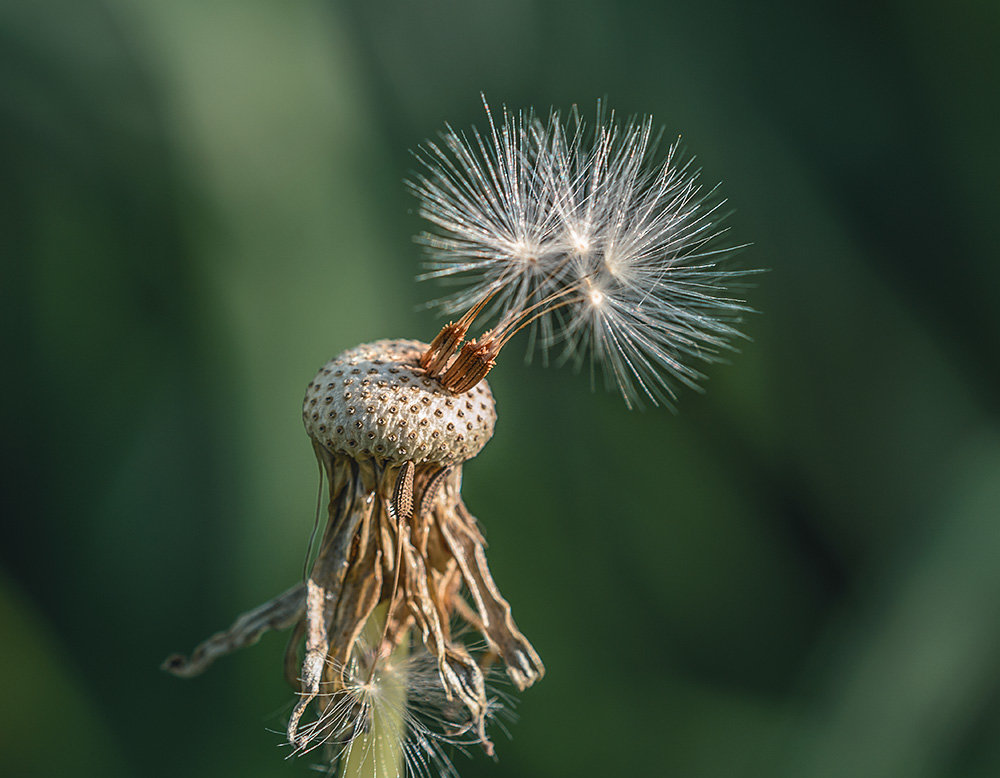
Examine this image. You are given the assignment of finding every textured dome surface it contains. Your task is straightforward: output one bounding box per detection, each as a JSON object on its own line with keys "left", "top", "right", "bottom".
{"left": 303, "top": 339, "right": 496, "bottom": 466}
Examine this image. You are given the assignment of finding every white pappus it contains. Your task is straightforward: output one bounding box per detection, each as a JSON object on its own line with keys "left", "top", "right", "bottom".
{"left": 409, "top": 97, "right": 757, "bottom": 409}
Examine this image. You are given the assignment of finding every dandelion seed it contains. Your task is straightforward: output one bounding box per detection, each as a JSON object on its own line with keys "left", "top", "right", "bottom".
{"left": 410, "top": 98, "right": 757, "bottom": 408}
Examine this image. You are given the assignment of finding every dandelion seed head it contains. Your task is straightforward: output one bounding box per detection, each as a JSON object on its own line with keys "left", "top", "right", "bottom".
{"left": 410, "top": 98, "right": 757, "bottom": 409}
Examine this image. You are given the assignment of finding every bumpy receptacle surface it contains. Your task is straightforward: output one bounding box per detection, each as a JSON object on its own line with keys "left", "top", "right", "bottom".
{"left": 302, "top": 339, "right": 496, "bottom": 466}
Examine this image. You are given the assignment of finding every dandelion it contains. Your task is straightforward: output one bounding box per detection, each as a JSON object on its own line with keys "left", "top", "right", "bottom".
{"left": 163, "top": 99, "right": 756, "bottom": 777}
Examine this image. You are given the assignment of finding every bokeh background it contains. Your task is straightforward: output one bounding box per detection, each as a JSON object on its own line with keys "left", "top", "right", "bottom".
{"left": 3, "top": 1, "right": 999, "bottom": 776}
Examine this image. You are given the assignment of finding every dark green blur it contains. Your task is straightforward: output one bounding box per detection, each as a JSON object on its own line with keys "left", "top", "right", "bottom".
{"left": 2, "top": 1, "right": 999, "bottom": 776}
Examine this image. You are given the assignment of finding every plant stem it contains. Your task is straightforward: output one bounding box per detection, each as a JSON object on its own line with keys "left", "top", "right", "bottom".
{"left": 339, "top": 604, "right": 408, "bottom": 778}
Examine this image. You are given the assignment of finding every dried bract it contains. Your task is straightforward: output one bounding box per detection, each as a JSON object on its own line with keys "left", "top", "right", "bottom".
{"left": 165, "top": 340, "right": 542, "bottom": 774}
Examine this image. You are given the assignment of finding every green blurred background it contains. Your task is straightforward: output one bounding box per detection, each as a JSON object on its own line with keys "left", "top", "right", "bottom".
{"left": 3, "top": 1, "right": 999, "bottom": 776}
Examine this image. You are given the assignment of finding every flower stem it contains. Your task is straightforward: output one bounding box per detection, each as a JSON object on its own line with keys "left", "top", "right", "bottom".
{"left": 339, "top": 603, "right": 408, "bottom": 778}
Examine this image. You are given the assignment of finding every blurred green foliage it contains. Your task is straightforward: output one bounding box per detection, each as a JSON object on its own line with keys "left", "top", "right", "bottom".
{"left": 2, "top": 1, "right": 999, "bottom": 777}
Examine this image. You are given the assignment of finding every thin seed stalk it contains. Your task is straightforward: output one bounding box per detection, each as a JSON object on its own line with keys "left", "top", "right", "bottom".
{"left": 339, "top": 603, "right": 409, "bottom": 778}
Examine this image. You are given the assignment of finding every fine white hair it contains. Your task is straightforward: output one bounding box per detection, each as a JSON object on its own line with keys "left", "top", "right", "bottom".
{"left": 409, "top": 97, "right": 755, "bottom": 409}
